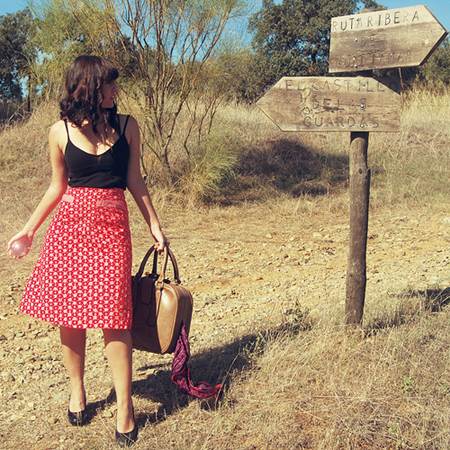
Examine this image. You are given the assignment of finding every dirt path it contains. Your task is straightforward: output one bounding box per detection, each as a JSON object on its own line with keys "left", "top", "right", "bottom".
{"left": 0, "top": 194, "right": 448, "bottom": 449}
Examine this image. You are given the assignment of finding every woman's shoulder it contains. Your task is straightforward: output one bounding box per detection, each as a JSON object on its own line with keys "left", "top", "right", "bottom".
{"left": 49, "top": 119, "right": 68, "bottom": 139}
{"left": 47, "top": 119, "right": 69, "bottom": 153}
{"left": 51, "top": 118, "right": 66, "bottom": 127}
{"left": 119, "top": 113, "right": 139, "bottom": 134}
{"left": 118, "top": 112, "right": 137, "bottom": 122}
{"left": 117, "top": 113, "right": 135, "bottom": 127}
{"left": 121, "top": 113, "right": 138, "bottom": 129}
{"left": 117, "top": 114, "right": 139, "bottom": 147}
{"left": 49, "top": 118, "right": 68, "bottom": 134}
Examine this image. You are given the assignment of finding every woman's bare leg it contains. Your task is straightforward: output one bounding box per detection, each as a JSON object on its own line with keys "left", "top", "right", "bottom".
{"left": 60, "top": 326, "right": 87, "bottom": 412}
{"left": 103, "top": 329, "right": 134, "bottom": 433}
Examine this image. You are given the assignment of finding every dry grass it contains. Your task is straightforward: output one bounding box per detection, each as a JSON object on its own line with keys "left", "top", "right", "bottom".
{"left": 41, "top": 296, "right": 446, "bottom": 450}
{"left": 133, "top": 302, "right": 450, "bottom": 450}
{"left": 1, "top": 86, "right": 448, "bottom": 214}
{"left": 205, "top": 87, "right": 450, "bottom": 208}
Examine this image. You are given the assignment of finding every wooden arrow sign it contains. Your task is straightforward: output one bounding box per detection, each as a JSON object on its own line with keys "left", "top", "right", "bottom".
{"left": 255, "top": 76, "right": 401, "bottom": 132}
{"left": 329, "top": 5, "right": 448, "bottom": 73}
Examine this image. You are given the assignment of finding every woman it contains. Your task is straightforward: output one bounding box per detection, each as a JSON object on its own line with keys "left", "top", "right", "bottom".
{"left": 6, "top": 54, "right": 168, "bottom": 447}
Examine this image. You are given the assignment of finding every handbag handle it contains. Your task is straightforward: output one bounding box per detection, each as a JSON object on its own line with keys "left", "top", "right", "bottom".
{"left": 153, "top": 246, "right": 181, "bottom": 284}
{"left": 133, "top": 244, "right": 181, "bottom": 284}
{"left": 133, "top": 244, "right": 157, "bottom": 280}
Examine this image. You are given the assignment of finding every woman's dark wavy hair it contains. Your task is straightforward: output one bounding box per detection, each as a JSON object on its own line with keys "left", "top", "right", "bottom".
{"left": 59, "top": 55, "right": 120, "bottom": 135}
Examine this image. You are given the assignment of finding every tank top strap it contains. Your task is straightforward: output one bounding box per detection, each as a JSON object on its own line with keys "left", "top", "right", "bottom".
{"left": 63, "top": 118, "right": 69, "bottom": 137}
{"left": 121, "top": 115, "right": 130, "bottom": 137}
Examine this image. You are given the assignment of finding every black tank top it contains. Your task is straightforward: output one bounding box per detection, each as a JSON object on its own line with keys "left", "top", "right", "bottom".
{"left": 63, "top": 115, "right": 130, "bottom": 190}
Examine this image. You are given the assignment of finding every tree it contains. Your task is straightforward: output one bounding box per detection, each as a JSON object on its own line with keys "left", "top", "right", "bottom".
{"left": 71, "top": 0, "right": 247, "bottom": 184}
{"left": 247, "top": 0, "right": 379, "bottom": 100}
{"left": 0, "top": 8, "right": 37, "bottom": 103}
{"left": 420, "top": 38, "right": 450, "bottom": 86}
{"left": 29, "top": 0, "right": 129, "bottom": 101}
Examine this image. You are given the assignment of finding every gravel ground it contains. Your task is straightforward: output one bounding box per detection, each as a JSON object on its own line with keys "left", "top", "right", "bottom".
{"left": 0, "top": 194, "right": 448, "bottom": 449}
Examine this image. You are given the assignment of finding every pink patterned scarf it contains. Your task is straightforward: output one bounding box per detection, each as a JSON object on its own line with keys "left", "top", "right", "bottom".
{"left": 170, "top": 322, "right": 222, "bottom": 399}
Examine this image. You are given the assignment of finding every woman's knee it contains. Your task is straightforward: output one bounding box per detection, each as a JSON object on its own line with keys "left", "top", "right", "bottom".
{"left": 59, "top": 326, "right": 86, "bottom": 345}
{"left": 102, "top": 328, "right": 131, "bottom": 345}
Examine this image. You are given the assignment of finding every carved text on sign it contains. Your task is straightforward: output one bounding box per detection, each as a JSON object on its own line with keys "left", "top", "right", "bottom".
{"left": 255, "top": 77, "right": 401, "bottom": 132}
{"left": 331, "top": 8, "right": 420, "bottom": 32}
{"left": 329, "top": 5, "right": 448, "bottom": 72}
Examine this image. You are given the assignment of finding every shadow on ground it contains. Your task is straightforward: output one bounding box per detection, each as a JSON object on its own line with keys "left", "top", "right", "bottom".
{"left": 364, "top": 287, "right": 450, "bottom": 337}
{"left": 91, "top": 315, "right": 313, "bottom": 428}
{"left": 208, "top": 137, "right": 349, "bottom": 206}
{"left": 400, "top": 287, "right": 450, "bottom": 312}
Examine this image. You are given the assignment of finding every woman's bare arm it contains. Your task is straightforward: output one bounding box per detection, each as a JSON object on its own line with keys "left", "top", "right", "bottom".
{"left": 22, "top": 121, "right": 68, "bottom": 236}
{"left": 125, "top": 115, "right": 168, "bottom": 250}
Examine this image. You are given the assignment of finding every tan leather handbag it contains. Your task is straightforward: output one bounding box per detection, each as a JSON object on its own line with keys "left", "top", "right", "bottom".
{"left": 131, "top": 245, "right": 193, "bottom": 354}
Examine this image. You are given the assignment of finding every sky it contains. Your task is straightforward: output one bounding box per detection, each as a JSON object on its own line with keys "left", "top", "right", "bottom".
{"left": 0, "top": 0, "right": 450, "bottom": 50}
{"left": 383, "top": 0, "right": 449, "bottom": 30}
{"left": 0, "top": 0, "right": 449, "bottom": 41}
{"left": 0, "top": 0, "right": 28, "bottom": 16}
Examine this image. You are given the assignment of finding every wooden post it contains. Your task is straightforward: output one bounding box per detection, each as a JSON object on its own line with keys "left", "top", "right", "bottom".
{"left": 345, "top": 131, "right": 370, "bottom": 325}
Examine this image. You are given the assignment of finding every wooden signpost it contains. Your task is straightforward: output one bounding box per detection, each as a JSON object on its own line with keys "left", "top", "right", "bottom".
{"left": 255, "top": 4, "right": 448, "bottom": 326}
{"left": 255, "top": 76, "right": 400, "bottom": 132}
{"left": 329, "top": 5, "right": 448, "bottom": 326}
{"left": 329, "top": 5, "right": 448, "bottom": 72}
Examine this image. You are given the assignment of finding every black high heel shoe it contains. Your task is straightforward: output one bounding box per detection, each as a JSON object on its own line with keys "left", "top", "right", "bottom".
{"left": 67, "top": 406, "right": 89, "bottom": 426}
{"left": 115, "top": 405, "right": 138, "bottom": 447}
{"left": 67, "top": 391, "right": 88, "bottom": 426}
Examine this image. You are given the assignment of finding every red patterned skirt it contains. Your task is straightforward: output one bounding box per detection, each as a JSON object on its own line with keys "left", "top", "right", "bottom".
{"left": 20, "top": 186, "right": 133, "bottom": 329}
